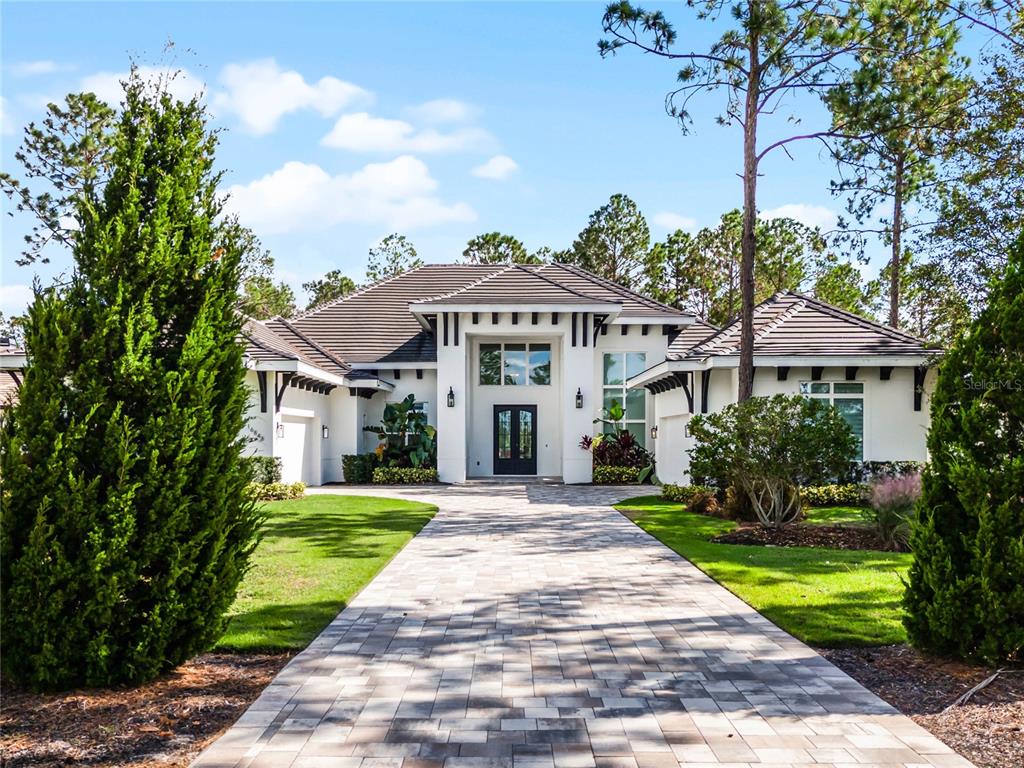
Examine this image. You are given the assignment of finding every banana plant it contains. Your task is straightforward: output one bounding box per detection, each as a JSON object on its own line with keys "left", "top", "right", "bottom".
{"left": 364, "top": 394, "right": 437, "bottom": 468}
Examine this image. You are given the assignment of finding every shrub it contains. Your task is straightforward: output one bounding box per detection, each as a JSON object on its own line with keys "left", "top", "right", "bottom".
{"left": 849, "top": 460, "right": 924, "bottom": 483}
{"left": 365, "top": 394, "right": 436, "bottom": 468}
{"left": 593, "top": 465, "right": 642, "bottom": 484}
{"left": 250, "top": 482, "right": 305, "bottom": 501}
{"left": 580, "top": 431, "right": 653, "bottom": 469}
{"left": 0, "top": 79, "right": 261, "bottom": 689}
{"left": 689, "top": 395, "right": 859, "bottom": 529}
{"left": 245, "top": 455, "right": 282, "bottom": 485}
{"left": 904, "top": 234, "right": 1024, "bottom": 664}
{"left": 372, "top": 466, "right": 439, "bottom": 485}
{"left": 342, "top": 454, "right": 376, "bottom": 484}
{"left": 662, "top": 484, "right": 720, "bottom": 516}
{"left": 802, "top": 483, "right": 867, "bottom": 507}
{"left": 864, "top": 473, "right": 920, "bottom": 551}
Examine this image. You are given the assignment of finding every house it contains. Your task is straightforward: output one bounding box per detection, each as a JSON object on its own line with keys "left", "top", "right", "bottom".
{"left": 241, "top": 265, "right": 939, "bottom": 485}
{"left": 0, "top": 340, "right": 27, "bottom": 412}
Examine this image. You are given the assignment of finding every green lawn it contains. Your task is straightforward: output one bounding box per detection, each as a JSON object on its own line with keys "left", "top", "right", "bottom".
{"left": 803, "top": 505, "right": 869, "bottom": 525}
{"left": 217, "top": 494, "right": 436, "bottom": 651}
{"left": 616, "top": 496, "right": 911, "bottom": 647}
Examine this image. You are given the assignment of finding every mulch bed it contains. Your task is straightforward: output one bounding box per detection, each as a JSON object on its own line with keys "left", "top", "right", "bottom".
{"left": 819, "top": 644, "right": 1024, "bottom": 768}
{"left": 0, "top": 652, "right": 291, "bottom": 768}
{"left": 712, "top": 521, "right": 897, "bottom": 551}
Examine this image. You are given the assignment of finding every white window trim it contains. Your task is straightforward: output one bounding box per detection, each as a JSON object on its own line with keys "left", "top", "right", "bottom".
{"left": 603, "top": 352, "right": 648, "bottom": 445}
{"left": 800, "top": 380, "right": 867, "bottom": 460}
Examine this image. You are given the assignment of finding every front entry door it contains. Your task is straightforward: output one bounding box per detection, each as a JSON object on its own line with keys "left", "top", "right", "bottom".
{"left": 493, "top": 405, "right": 537, "bottom": 475}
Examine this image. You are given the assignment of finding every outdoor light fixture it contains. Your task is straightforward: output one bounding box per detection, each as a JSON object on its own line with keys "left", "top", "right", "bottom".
{"left": 276, "top": 423, "right": 284, "bottom": 438}
{"left": 575, "top": 388, "right": 584, "bottom": 409}
{"left": 322, "top": 425, "right": 329, "bottom": 439}
{"left": 447, "top": 386, "right": 455, "bottom": 408}
{"left": 650, "top": 425, "right": 658, "bottom": 440}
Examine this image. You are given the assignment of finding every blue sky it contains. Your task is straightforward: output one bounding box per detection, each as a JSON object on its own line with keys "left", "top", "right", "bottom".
{"left": 4, "top": 1, "right": 875, "bottom": 314}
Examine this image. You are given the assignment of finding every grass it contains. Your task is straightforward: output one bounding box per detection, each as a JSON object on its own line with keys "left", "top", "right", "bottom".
{"left": 615, "top": 495, "right": 911, "bottom": 647}
{"left": 803, "top": 505, "right": 869, "bottom": 525}
{"left": 217, "top": 494, "right": 436, "bottom": 651}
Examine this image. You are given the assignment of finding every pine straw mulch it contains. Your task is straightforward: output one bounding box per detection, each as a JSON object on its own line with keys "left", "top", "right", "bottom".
{"left": 712, "top": 521, "right": 898, "bottom": 551}
{"left": 819, "top": 644, "right": 1024, "bottom": 768}
{"left": 0, "top": 652, "right": 291, "bottom": 768}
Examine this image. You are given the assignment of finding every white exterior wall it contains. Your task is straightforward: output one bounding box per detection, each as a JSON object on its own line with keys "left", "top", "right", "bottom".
{"left": 436, "top": 314, "right": 469, "bottom": 483}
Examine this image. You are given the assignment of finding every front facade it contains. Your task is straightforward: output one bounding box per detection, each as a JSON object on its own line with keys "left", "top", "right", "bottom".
{"left": 242, "top": 265, "right": 940, "bottom": 486}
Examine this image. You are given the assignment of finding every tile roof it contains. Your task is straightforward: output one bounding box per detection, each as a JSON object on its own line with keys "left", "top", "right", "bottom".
{"left": 289, "top": 264, "right": 691, "bottom": 364}
{"left": 241, "top": 318, "right": 349, "bottom": 375}
{"left": 669, "top": 292, "right": 939, "bottom": 361}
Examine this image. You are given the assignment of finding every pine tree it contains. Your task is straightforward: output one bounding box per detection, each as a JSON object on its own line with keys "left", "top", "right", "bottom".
{"left": 0, "top": 73, "right": 261, "bottom": 689}
{"left": 903, "top": 232, "right": 1024, "bottom": 664}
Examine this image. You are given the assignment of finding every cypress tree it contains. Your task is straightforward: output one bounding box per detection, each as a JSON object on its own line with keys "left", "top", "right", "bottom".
{"left": 0, "top": 74, "right": 261, "bottom": 689}
{"left": 903, "top": 232, "right": 1024, "bottom": 664}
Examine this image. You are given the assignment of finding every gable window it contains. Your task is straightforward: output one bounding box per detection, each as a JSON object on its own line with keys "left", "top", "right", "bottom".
{"left": 602, "top": 352, "right": 647, "bottom": 445}
{"left": 480, "top": 343, "right": 551, "bottom": 386}
{"left": 800, "top": 381, "right": 864, "bottom": 459}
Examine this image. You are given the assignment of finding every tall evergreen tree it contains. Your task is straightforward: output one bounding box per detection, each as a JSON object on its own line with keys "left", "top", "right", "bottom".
{"left": 903, "top": 232, "right": 1024, "bottom": 664}
{"left": 560, "top": 194, "right": 649, "bottom": 287}
{"left": 0, "top": 72, "right": 261, "bottom": 689}
{"left": 461, "top": 232, "right": 539, "bottom": 264}
{"left": 366, "top": 233, "right": 422, "bottom": 282}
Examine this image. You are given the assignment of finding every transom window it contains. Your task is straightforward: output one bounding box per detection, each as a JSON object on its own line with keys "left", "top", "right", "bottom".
{"left": 479, "top": 343, "right": 551, "bottom": 386}
{"left": 800, "top": 381, "right": 865, "bottom": 459}
{"left": 602, "top": 352, "right": 647, "bottom": 445}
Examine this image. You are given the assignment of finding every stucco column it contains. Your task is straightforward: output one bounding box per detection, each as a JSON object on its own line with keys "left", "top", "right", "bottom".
{"left": 561, "top": 329, "right": 595, "bottom": 484}
{"left": 435, "top": 312, "right": 468, "bottom": 483}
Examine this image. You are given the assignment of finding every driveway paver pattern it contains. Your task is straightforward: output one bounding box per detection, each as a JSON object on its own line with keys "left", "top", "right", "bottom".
{"left": 194, "top": 484, "right": 971, "bottom": 768}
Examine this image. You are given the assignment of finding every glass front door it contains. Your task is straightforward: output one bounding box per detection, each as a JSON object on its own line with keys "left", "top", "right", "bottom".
{"left": 493, "top": 405, "right": 537, "bottom": 475}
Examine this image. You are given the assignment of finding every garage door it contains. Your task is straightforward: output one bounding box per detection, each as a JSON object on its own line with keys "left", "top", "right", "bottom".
{"left": 279, "top": 415, "right": 312, "bottom": 484}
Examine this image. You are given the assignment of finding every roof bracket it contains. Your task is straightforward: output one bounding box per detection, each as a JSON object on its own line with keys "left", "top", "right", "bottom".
{"left": 551, "top": 312, "right": 559, "bottom": 325}
{"left": 472, "top": 312, "right": 479, "bottom": 324}
{"left": 811, "top": 366, "right": 824, "bottom": 381}
{"left": 777, "top": 366, "right": 790, "bottom": 381}
{"left": 641, "top": 324, "right": 650, "bottom": 336}
{"left": 532, "top": 312, "right": 539, "bottom": 325}
{"left": 592, "top": 315, "right": 604, "bottom": 346}
{"left": 680, "top": 372, "right": 694, "bottom": 413}
{"left": 845, "top": 366, "right": 858, "bottom": 381}
{"left": 700, "top": 369, "right": 711, "bottom": 413}
{"left": 621, "top": 324, "right": 628, "bottom": 336}
{"left": 880, "top": 366, "right": 893, "bottom": 381}
{"left": 582, "top": 313, "right": 589, "bottom": 347}
{"left": 571, "top": 312, "right": 578, "bottom": 346}
{"left": 913, "top": 366, "right": 927, "bottom": 411}
{"left": 275, "top": 372, "right": 294, "bottom": 412}
{"left": 257, "top": 371, "right": 268, "bottom": 413}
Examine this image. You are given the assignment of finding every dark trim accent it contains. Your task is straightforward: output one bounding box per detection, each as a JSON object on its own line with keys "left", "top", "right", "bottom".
{"left": 592, "top": 316, "right": 604, "bottom": 345}
{"left": 811, "top": 366, "right": 824, "bottom": 381}
{"left": 257, "top": 371, "right": 268, "bottom": 412}
{"left": 582, "top": 313, "right": 589, "bottom": 347}
{"left": 416, "top": 368, "right": 423, "bottom": 380}
{"left": 845, "top": 366, "right": 858, "bottom": 381}
{"left": 880, "top": 366, "right": 893, "bottom": 381}
{"left": 641, "top": 324, "right": 650, "bottom": 336}
{"left": 491, "top": 312, "right": 499, "bottom": 325}
{"left": 700, "top": 369, "right": 711, "bottom": 413}
{"left": 274, "top": 372, "right": 294, "bottom": 412}
{"left": 571, "top": 312, "right": 578, "bottom": 347}
{"left": 531, "top": 312, "right": 539, "bottom": 325}
{"left": 511, "top": 312, "right": 519, "bottom": 325}
{"left": 393, "top": 369, "right": 401, "bottom": 379}
{"left": 914, "top": 366, "right": 927, "bottom": 411}
{"left": 777, "top": 366, "right": 790, "bottom": 381}
{"left": 600, "top": 324, "right": 608, "bottom": 335}
{"left": 493, "top": 404, "right": 538, "bottom": 475}
{"left": 621, "top": 324, "right": 628, "bottom": 336}
{"left": 472, "top": 312, "right": 479, "bottom": 325}
{"left": 551, "top": 312, "right": 559, "bottom": 325}
{"left": 453, "top": 313, "right": 460, "bottom": 346}
{"left": 752, "top": 366, "right": 757, "bottom": 382}
{"left": 348, "top": 387, "right": 376, "bottom": 399}
{"left": 442, "top": 313, "right": 449, "bottom": 347}
{"left": 9, "top": 370, "right": 22, "bottom": 390}
{"left": 662, "top": 325, "right": 674, "bottom": 335}
{"left": 681, "top": 372, "right": 694, "bottom": 413}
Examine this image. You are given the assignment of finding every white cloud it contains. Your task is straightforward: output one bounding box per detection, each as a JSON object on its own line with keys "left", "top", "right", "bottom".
{"left": 0, "top": 96, "right": 14, "bottom": 135}
{"left": 321, "top": 112, "right": 493, "bottom": 153}
{"left": 213, "top": 59, "right": 370, "bottom": 135}
{"left": 80, "top": 66, "right": 206, "bottom": 107}
{"left": 8, "top": 60, "right": 70, "bottom": 77}
{"left": 406, "top": 98, "right": 476, "bottom": 124}
{"left": 1, "top": 284, "right": 34, "bottom": 316}
{"left": 472, "top": 154, "right": 518, "bottom": 180}
{"left": 759, "top": 203, "right": 837, "bottom": 230}
{"left": 225, "top": 155, "right": 476, "bottom": 234}
{"left": 653, "top": 212, "right": 698, "bottom": 232}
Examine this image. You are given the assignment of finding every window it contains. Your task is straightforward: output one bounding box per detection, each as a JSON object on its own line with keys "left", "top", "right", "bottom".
{"left": 800, "top": 381, "right": 864, "bottom": 459}
{"left": 602, "top": 352, "right": 647, "bottom": 445}
{"left": 479, "top": 343, "right": 551, "bottom": 386}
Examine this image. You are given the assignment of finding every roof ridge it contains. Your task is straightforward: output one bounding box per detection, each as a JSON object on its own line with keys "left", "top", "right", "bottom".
{"left": 522, "top": 263, "right": 611, "bottom": 303}
{"left": 292, "top": 263, "right": 432, "bottom": 320}
{"left": 269, "top": 317, "right": 351, "bottom": 372}
{"left": 555, "top": 263, "right": 686, "bottom": 314}
{"left": 751, "top": 294, "right": 807, "bottom": 345}
{"left": 241, "top": 323, "right": 299, "bottom": 361}
{"left": 413, "top": 264, "right": 513, "bottom": 303}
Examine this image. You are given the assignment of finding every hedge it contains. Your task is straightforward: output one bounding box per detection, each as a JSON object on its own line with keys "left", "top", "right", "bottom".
{"left": 593, "top": 466, "right": 641, "bottom": 484}
{"left": 245, "top": 455, "right": 282, "bottom": 485}
{"left": 342, "top": 454, "right": 376, "bottom": 484}
{"left": 372, "top": 467, "right": 439, "bottom": 485}
{"left": 802, "top": 483, "right": 867, "bottom": 506}
{"left": 662, "top": 484, "right": 720, "bottom": 516}
{"left": 250, "top": 482, "right": 305, "bottom": 501}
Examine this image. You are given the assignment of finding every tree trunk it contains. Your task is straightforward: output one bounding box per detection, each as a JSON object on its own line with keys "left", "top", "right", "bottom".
{"left": 738, "top": 26, "right": 760, "bottom": 402}
{"left": 889, "top": 154, "right": 905, "bottom": 329}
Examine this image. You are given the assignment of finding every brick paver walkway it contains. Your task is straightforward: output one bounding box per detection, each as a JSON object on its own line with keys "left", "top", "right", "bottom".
{"left": 194, "top": 484, "right": 971, "bottom": 768}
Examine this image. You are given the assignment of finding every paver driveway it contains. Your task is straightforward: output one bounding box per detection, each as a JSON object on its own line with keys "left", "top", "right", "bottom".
{"left": 195, "top": 484, "right": 971, "bottom": 768}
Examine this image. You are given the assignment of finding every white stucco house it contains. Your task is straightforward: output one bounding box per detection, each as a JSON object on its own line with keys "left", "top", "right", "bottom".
{"left": 240, "top": 264, "right": 939, "bottom": 486}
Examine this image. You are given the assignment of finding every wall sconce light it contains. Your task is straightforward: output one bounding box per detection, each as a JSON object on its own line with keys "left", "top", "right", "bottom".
{"left": 276, "top": 423, "right": 284, "bottom": 438}
{"left": 322, "top": 425, "right": 329, "bottom": 439}
{"left": 684, "top": 422, "right": 691, "bottom": 438}
{"left": 447, "top": 386, "right": 455, "bottom": 408}
{"left": 650, "top": 425, "right": 658, "bottom": 440}
{"left": 575, "top": 388, "right": 584, "bottom": 409}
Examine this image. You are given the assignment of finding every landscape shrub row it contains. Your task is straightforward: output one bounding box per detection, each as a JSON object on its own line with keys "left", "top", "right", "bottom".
{"left": 592, "top": 465, "right": 642, "bottom": 484}
{"left": 372, "top": 467, "right": 440, "bottom": 484}
{"left": 342, "top": 454, "right": 376, "bottom": 484}
{"left": 244, "top": 455, "right": 282, "bottom": 485}
{"left": 802, "top": 483, "right": 867, "bottom": 506}
{"left": 249, "top": 482, "right": 305, "bottom": 501}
